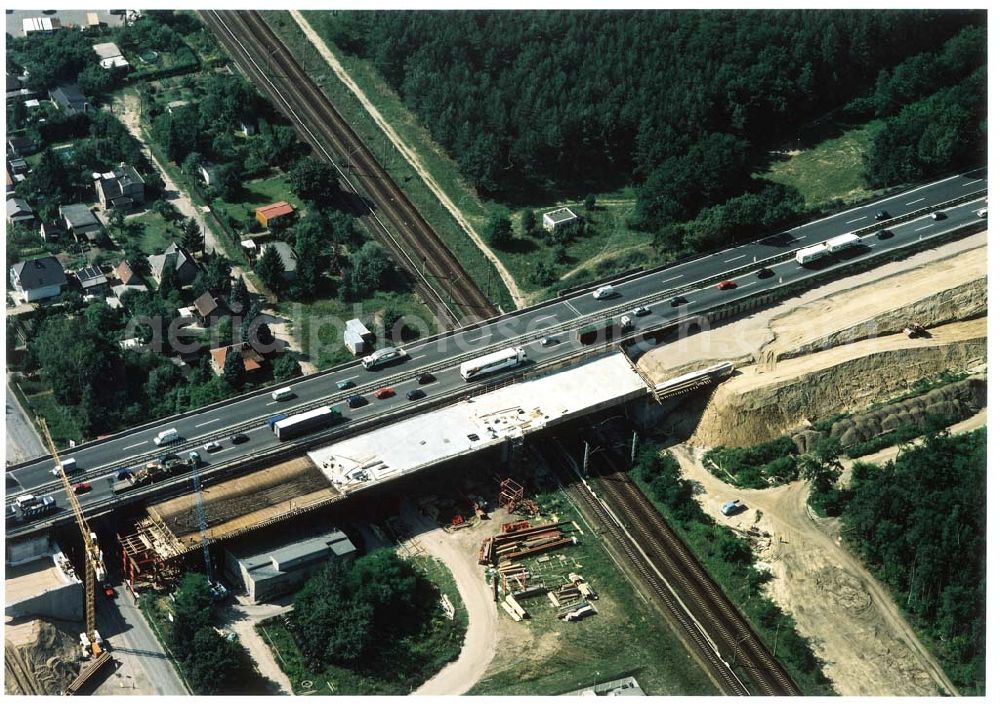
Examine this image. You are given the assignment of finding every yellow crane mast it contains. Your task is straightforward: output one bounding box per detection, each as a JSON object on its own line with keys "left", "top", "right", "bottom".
{"left": 38, "top": 419, "right": 104, "bottom": 658}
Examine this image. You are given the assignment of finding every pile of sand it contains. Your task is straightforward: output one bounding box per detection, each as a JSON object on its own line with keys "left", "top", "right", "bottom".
{"left": 4, "top": 617, "right": 82, "bottom": 695}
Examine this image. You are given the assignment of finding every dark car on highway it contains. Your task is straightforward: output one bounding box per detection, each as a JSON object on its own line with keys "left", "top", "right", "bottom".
{"left": 875, "top": 209, "right": 891, "bottom": 221}
{"left": 229, "top": 433, "right": 249, "bottom": 445}
{"left": 756, "top": 267, "right": 774, "bottom": 279}
{"left": 669, "top": 296, "right": 687, "bottom": 307}
{"left": 406, "top": 389, "right": 425, "bottom": 401}
{"left": 347, "top": 394, "right": 367, "bottom": 409}
{"left": 876, "top": 228, "right": 894, "bottom": 240}
{"left": 417, "top": 372, "right": 436, "bottom": 385}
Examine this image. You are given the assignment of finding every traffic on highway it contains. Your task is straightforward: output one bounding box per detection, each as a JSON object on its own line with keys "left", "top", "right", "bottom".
{"left": 6, "top": 168, "right": 987, "bottom": 530}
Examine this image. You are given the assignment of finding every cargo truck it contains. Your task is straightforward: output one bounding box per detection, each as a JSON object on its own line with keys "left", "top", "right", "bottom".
{"left": 361, "top": 346, "right": 406, "bottom": 370}
{"left": 577, "top": 315, "right": 634, "bottom": 345}
{"left": 14, "top": 494, "right": 58, "bottom": 520}
{"left": 113, "top": 462, "right": 166, "bottom": 494}
{"left": 272, "top": 406, "right": 343, "bottom": 441}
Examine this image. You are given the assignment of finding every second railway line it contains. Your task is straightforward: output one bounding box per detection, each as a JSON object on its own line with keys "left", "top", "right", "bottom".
{"left": 200, "top": 9, "right": 498, "bottom": 326}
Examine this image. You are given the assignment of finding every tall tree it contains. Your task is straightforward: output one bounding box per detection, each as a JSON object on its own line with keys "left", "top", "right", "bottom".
{"left": 222, "top": 347, "right": 245, "bottom": 389}
{"left": 181, "top": 217, "right": 204, "bottom": 254}
{"left": 254, "top": 244, "right": 285, "bottom": 294}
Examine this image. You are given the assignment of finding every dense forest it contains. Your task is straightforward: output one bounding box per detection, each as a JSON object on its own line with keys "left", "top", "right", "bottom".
{"left": 841, "top": 429, "right": 986, "bottom": 694}
{"left": 318, "top": 10, "right": 985, "bottom": 214}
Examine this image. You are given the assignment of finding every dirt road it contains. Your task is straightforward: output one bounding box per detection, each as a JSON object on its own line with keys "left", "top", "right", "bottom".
{"left": 669, "top": 444, "right": 960, "bottom": 696}
{"left": 289, "top": 10, "right": 528, "bottom": 309}
{"left": 221, "top": 600, "right": 294, "bottom": 695}
{"left": 5, "top": 379, "right": 45, "bottom": 464}
{"left": 402, "top": 502, "right": 498, "bottom": 695}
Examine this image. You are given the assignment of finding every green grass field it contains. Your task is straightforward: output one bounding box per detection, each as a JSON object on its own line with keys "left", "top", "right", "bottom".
{"left": 128, "top": 210, "right": 178, "bottom": 254}
{"left": 278, "top": 290, "right": 439, "bottom": 370}
{"left": 761, "top": 121, "right": 886, "bottom": 209}
{"left": 470, "top": 488, "right": 716, "bottom": 696}
{"left": 212, "top": 174, "right": 306, "bottom": 232}
{"left": 12, "top": 379, "right": 83, "bottom": 449}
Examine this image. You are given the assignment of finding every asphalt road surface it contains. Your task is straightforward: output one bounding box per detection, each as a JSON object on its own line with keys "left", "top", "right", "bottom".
{"left": 5, "top": 168, "right": 987, "bottom": 526}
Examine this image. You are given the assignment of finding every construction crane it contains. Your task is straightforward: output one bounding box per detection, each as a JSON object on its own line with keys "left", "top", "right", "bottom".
{"left": 190, "top": 458, "right": 226, "bottom": 601}
{"left": 38, "top": 419, "right": 105, "bottom": 658}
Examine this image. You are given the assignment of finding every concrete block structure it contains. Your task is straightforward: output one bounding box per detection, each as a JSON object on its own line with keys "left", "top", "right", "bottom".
{"left": 223, "top": 526, "right": 356, "bottom": 603}
{"left": 542, "top": 207, "right": 579, "bottom": 232}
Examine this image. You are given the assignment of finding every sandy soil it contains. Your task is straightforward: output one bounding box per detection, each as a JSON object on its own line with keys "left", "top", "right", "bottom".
{"left": 637, "top": 232, "right": 986, "bottom": 381}
{"left": 400, "top": 501, "right": 498, "bottom": 695}
{"left": 221, "top": 599, "right": 294, "bottom": 695}
{"left": 289, "top": 11, "right": 528, "bottom": 309}
{"left": 669, "top": 444, "right": 961, "bottom": 696}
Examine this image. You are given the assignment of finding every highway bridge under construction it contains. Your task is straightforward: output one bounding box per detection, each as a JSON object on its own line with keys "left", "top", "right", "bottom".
{"left": 116, "top": 350, "right": 729, "bottom": 591}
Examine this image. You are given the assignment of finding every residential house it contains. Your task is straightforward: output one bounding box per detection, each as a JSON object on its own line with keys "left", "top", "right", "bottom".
{"left": 5, "top": 168, "right": 13, "bottom": 196}
{"left": 76, "top": 266, "right": 110, "bottom": 296}
{"left": 40, "top": 220, "right": 68, "bottom": 242}
{"left": 192, "top": 291, "right": 228, "bottom": 325}
{"left": 8, "top": 157, "right": 29, "bottom": 175}
{"left": 49, "top": 84, "right": 90, "bottom": 114}
{"left": 115, "top": 260, "right": 142, "bottom": 286}
{"left": 8, "top": 135, "right": 38, "bottom": 157}
{"left": 239, "top": 120, "right": 257, "bottom": 137}
{"left": 261, "top": 241, "right": 298, "bottom": 282}
{"left": 210, "top": 343, "right": 266, "bottom": 379}
{"left": 59, "top": 204, "right": 102, "bottom": 242}
{"left": 95, "top": 164, "right": 145, "bottom": 211}
{"left": 9, "top": 257, "right": 66, "bottom": 302}
{"left": 92, "top": 42, "right": 129, "bottom": 70}
{"left": 255, "top": 202, "right": 295, "bottom": 230}
{"left": 6, "top": 198, "right": 35, "bottom": 226}
{"left": 166, "top": 100, "right": 191, "bottom": 114}
{"left": 148, "top": 242, "right": 199, "bottom": 286}
{"left": 542, "top": 207, "right": 579, "bottom": 232}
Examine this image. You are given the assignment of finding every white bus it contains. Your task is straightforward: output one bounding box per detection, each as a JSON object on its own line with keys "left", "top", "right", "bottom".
{"left": 825, "top": 233, "right": 861, "bottom": 253}
{"left": 460, "top": 347, "right": 527, "bottom": 381}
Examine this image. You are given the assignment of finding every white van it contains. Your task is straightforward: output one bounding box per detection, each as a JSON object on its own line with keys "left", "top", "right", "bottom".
{"left": 271, "top": 387, "right": 294, "bottom": 401}
{"left": 592, "top": 285, "right": 616, "bottom": 300}
{"left": 153, "top": 428, "right": 180, "bottom": 446}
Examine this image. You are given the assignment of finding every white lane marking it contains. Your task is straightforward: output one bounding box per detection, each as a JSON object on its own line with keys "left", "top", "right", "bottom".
{"left": 409, "top": 354, "right": 425, "bottom": 361}
{"left": 915, "top": 223, "right": 935, "bottom": 232}
{"left": 265, "top": 401, "right": 277, "bottom": 407}
{"left": 723, "top": 255, "right": 746, "bottom": 263}
{"left": 565, "top": 301, "right": 581, "bottom": 316}
{"left": 789, "top": 236, "right": 805, "bottom": 242}
{"left": 963, "top": 178, "right": 983, "bottom": 187}
{"left": 846, "top": 216, "right": 866, "bottom": 224}
{"left": 195, "top": 418, "right": 221, "bottom": 428}
{"left": 467, "top": 331, "right": 492, "bottom": 343}
{"left": 905, "top": 197, "right": 925, "bottom": 205}
{"left": 123, "top": 441, "right": 146, "bottom": 450}
{"left": 662, "top": 274, "right": 684, "bottom": 283}
{"left": 534, "top": 314, "right": 556, "bottom": 322}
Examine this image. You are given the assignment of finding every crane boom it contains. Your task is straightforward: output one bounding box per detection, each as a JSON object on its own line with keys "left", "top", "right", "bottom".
{"left": 38, "top": 419, "right": 104, "bottom": 658}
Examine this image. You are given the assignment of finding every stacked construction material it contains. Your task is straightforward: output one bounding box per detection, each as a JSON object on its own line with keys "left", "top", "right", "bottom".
{"left": 490, "top": 521, "right": 576, "bottom": 564}
{"left": 548, "top": 573, "right": 599, "bottom": 621}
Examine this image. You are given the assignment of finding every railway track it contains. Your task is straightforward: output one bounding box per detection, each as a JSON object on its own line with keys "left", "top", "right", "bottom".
{"left": 199, "top": 10, "right": 498, "bottom": 326}
{"left": 538, "top": 443, "right": 750, "bottom": 696}
{"left": 544, "top": 432, "right": 803, "bottom": 696}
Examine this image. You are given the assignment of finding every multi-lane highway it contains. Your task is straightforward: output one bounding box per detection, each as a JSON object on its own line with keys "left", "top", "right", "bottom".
{"left": 6, "top": 168, "right": 987, "bottom": 525}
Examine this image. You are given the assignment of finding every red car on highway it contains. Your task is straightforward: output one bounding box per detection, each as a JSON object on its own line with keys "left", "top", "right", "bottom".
{"left": 72, "top": 482, "right": 92, "bottom": 494}
{"left": 374, "top": 387, "right": 396, "bottom": 400}
{"left": 716, "top": 279, "right": 737, "bottom": 290}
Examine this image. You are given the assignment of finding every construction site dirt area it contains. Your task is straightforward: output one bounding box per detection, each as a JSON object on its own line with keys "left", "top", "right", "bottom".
{"left": 669, "top": 444, "right": 961, "bottom": 696}
{"left": 637, "top": 231, "right": 986, "bottom": 383}
{"left": 145, "top": 457, "right": 340, "bottom": 550}
{"left": 4, "top": 617, "right": 82, "bottom": 695}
